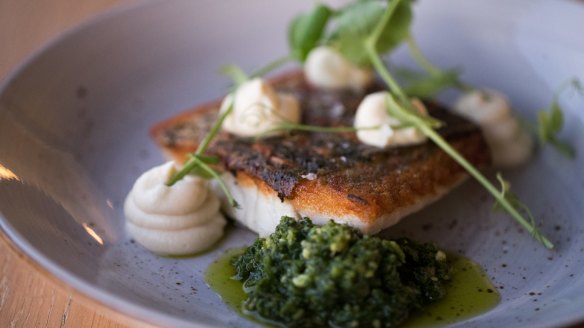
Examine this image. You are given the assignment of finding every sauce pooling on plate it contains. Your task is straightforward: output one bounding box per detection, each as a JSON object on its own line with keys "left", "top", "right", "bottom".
{"left": 206, "top": 249, "right": 499, "bottom": 327}
{"left": 402, "top": 255, "right": 500, "bottom": 327}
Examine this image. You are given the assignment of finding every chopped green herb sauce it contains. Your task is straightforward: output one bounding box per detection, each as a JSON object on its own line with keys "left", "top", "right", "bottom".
{"left": 230, "top": 216, "right": 450, "bottom": 327}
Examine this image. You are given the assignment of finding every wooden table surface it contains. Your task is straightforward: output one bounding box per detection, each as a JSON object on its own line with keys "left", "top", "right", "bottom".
{"left": 0, "top": 2, "right": 146, "bottom": 327}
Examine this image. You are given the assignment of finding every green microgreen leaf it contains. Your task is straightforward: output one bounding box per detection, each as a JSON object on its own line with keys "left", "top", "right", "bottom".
{"left": 184, "top": 155, "right": 215, "bottom": 180}
{"left": 334, "top": 33, "right": 371, "bottom": 67}
{"left": 493, "top": 173, "right": 547, "bottom": 246}
{"left": 332, "top": 1, "right": 384, "bottom": 66}
{"left": 332, "top": 0, "right": 413, "bottom": 67}
{"left": 401, "top": 35, "right": 473, "bottom": 96}
{"left": 288, "top": 4, "right": 333, "bottom": 62}
{"left": 191, "top": 156, "right": 240, "bottom": 209}
{"left": 365, "top": 0, "right": 553, "bottom": 249}
{"left": 492, "top": 174, "right": 528, "bottom": 216}
{"left": 536, "top": 78, "right": 581, "bottom": 159}
{"left": 219, "top": 65, "right": 249, "bottom": 87}
{"left": 401, "top": 69, "right": 461, "bottom": 98}
{"left": 384, "top": 95, "right": 442, "bottom": 129}
{"left": 196, "top": 154, "right": 220, "bottom": 165}
{"left": 548, "top": 102, "right": 564, "bottom": 133}
{"left": 376, "top": 0, "right": 413, "bottom": 54}
{"left": 548, "top": 139, "right": 576, "bottom": 159}
{"left": 384, "top": 92, "right": 553, "bottom": 249}
{"left": 364, "top": 0, "right": 410, "bottom": 103}
{"left": 405, "top": 35, "right": 440, "bottom": 76}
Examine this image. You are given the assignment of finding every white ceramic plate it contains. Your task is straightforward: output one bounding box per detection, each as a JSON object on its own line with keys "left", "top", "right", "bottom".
{"left": 1, "top": 0, "right": 584, "bottom": 327}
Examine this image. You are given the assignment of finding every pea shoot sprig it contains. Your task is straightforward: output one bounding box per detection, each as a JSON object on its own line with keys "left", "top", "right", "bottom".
{"left": 346, "top": 0, "right": 578, "bottom": 161}
{"left": 401, "top": 35, "right": 580, "bottom": 160}
{"left": 165, "top": 59, "right": 349, "bottom": 208}
{"left": 357, "top": 0, "right": 553, "bottom": 248}
{"left": 165, "top": 97, "right": 239, "bottom": 208}
{"left": 165, "top": 57, "right": 309, "bottom": 208}
{"left": 536, "top": 78, "right": 582, "bottom": 159}
{"left": 289, "top": 0, "right": 577, "bottom": 162}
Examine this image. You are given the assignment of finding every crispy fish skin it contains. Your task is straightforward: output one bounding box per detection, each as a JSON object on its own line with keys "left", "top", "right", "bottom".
{"left": 150, "top": 71, "right": 490, "bottom": 234}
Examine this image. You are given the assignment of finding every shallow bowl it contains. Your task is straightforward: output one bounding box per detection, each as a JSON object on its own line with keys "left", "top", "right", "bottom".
{"left": 1, "top": 0, "right": 584, "bottom": 327}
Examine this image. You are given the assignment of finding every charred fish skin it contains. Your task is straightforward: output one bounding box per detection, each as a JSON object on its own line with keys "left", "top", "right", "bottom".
{"left": 212, "top": 103, "right": 486, "bottom": 199}
{"left": 150, "top": 71, "right": 490, "bottom": 234}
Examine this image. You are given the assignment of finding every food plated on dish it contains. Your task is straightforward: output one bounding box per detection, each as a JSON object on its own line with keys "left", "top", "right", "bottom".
{"left": 1, "top": 0, "right": 584, "bottom": 327}
{"left": 123, "top": 0, "right": 577, "bottom": 326}
{"left": 150, "top": 71, "right": 490, "bottom": 237}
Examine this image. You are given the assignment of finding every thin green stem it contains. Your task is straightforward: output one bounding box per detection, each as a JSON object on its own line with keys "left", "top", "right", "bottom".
{"left": 250, "top": 55, "right": 293, "bottom": 79}
{"left": 192, "top": 156, "right": 240, "bottom": 208}
{"left": 364, "top": 0, "right": 408, "bottom": 104}
{"left": 165, "top": 55, "right": 293, "bottom": 203}
{"left": 406, "top": 35, "right": 474, "bottom": 93}
{"left": 367, "top": 45, "right": 409, "bottom": 104}
{"left": 258, "top": 122, "right": 414, "bottom": 140}
{"left": 195, "top": 99, "right": 234, "bottom": 156}
{"left": 166, "top": 99, "right": 234, "bottom": 187}
{"left": 195, "top": 154, "right": 220, "bottom": 164}
{"left": 273, "top": 123, "right": 391, "bottom": 133}
{"left": 367, "top": 0, "right": 401, "bottom": 50}
{"left": 406, "top": 35, "right": 441, "bottom": 76}
{"left": 365, "top": 0, "right": 553, "bottom": 248}
{"left": 420, "top": 124, "right": 553, "bottom": 248}
{"left": 165, "top": 157, "right": 200, "bottom": 186}
{"left": 219, "top": 65, "right": 249, "bottom": 87}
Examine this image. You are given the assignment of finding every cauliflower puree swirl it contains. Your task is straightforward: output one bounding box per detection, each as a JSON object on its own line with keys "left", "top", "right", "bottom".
{"left": 124, "top": 161, "right": 226, "bottom": 255}
{"left": 454, "top": 90, "right": 533, "bottom": 168}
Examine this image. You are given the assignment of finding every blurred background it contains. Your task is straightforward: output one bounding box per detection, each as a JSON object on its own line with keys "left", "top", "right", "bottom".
{"left": 0, "top": 1, "right": 125, "bottom": 82}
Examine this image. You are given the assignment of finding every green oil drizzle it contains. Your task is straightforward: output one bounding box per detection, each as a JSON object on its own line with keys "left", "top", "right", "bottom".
{"left": 402, "top": 254, "right": 500, "bottom": 327}
{"left": 205, "top": 248, "right": 247, "bottom": 314}
{"left": 205, "top": 249, "right": 500, "bottom": 327}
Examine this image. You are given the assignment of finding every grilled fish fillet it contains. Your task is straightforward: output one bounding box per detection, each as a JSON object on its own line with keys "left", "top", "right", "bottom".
{"left": 151, "top": 71, "right": 490, "bottom": 236}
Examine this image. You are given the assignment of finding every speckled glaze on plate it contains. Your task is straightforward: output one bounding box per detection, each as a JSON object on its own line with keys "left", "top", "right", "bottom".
{"left": 1, "top": 0, "right": 583, "bottom": 327}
